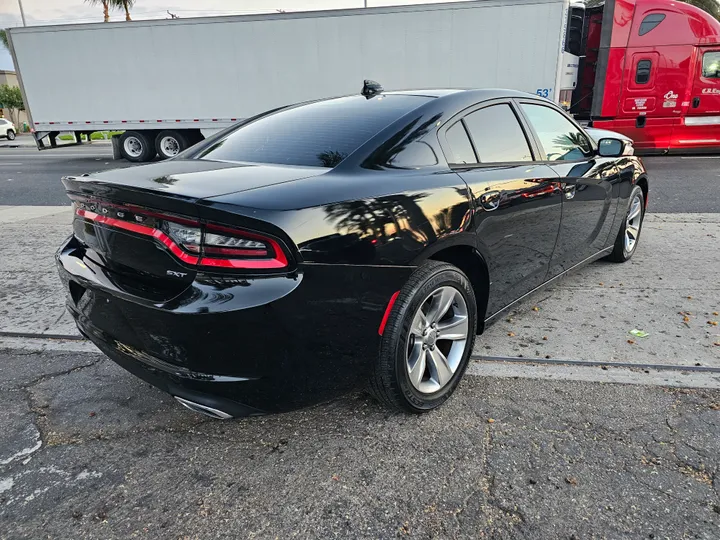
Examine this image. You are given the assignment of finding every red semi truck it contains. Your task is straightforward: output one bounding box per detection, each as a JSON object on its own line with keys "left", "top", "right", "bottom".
{"left": 574, "top": 0, "right": 720, "bottom": 153}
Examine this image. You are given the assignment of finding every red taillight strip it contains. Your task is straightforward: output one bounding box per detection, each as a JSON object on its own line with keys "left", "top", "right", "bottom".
{"left": 203, "top": 223, "right": 289, "bottom": 268}
{"left": 76, "top": 209, "right": 200, "bottom": 264}
{"left": 76, "top": 209, "right": 288, "bottom": 270}
{"left": 378, "top": 291, "right": 400, "bottom": 336}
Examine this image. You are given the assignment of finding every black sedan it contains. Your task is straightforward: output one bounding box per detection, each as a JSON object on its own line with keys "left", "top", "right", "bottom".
{"left": 57, "top": 86, "right": 648, "bottom": 418}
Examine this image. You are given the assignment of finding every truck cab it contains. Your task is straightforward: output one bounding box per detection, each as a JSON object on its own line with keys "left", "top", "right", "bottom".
{"left": 573, "top": 0, "right": 720, "bottom": 153}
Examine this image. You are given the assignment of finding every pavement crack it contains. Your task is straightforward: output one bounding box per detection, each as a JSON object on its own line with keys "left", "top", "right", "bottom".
{"left": 20, "top": 356, "right": 103, "bottom": 391}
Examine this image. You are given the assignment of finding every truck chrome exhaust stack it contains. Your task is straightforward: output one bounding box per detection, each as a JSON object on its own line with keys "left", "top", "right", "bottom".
{"left": 174, "top": 396, "right": 233, "bottom": 420}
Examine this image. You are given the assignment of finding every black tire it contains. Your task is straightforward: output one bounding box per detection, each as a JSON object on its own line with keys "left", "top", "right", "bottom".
{"left": 155, "top": 130, "right": 190, "bottom": 160}
{"left": 369, "top": 261, "right": 478, "bottom": 413}
{"left": 606, "top": 185, "right": 645, "bottom": 263}
{"left": 6, "top": 129, "right": 15, "bottom": 141}
{"left": 119, "top": 131, "right": 156, "bottom": 162}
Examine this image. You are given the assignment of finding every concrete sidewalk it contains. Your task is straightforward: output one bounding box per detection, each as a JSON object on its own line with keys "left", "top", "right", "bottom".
{"left": 1, "top": 206, "right": 718, "bottom": 372}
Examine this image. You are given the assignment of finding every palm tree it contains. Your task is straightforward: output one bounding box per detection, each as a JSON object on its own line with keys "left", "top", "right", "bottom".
{"left": 85, "top": 0, "right": 134, "bottom": 22}
{"left": 85, "top": 0, "right": 110, "bottom": 22}
{"left": 111, "top": 0, "right": 135, "bottom": 21}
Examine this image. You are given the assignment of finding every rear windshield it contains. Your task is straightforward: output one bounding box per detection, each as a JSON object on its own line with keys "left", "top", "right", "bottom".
{"left": 194, "top": 95, "right": 431, "bottom": 168}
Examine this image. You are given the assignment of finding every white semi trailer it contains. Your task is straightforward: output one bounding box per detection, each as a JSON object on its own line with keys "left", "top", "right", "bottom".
{"left": 7, "top": 0, "right": 584, "bottom": 162}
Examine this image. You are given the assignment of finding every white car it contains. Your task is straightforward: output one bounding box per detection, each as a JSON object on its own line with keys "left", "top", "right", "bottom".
{"left": 0, "top": 118, "right": 16, "bottom": 140}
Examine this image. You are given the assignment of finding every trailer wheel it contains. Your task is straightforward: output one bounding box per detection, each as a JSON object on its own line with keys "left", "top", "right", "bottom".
{"left": 155, "top": 130, "right": 190, "bottom": 160}
{"left": 119, "top": 131, "right": 156, "bottom": 162}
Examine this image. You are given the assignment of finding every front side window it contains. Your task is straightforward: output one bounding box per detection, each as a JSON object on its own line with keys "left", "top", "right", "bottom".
{"left": 194, "top": 95, "right": 431, "bottom": 168}
{"left": 703, "top": 51, "right": 720, "bottom": 79}
{"left": 463, "top": 104, "right": 533, "bottom": 163}
{"left": 521, "top": 103, "right": 592, "bottom": 161}
{"left": 445, "top": 122, "right": 477, "bottom": 165}
{"left": 0, "top": 119, "right": 7, "bottom": 125}
{"left": 636, "top": 60, "right": 652, "bottom": 84}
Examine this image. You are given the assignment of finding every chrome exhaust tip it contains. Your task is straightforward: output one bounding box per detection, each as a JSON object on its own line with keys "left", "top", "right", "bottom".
{"left": 174, "top": 396, "right": 233, "bottom": 420}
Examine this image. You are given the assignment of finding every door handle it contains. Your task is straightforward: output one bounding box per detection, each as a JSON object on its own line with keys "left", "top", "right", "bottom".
{"left": 562, "top": 183, "right": 576, "bottom": 200}
{"left": 479, "top": 190, "right": 501, "bottom": 211}
{"left": 693, "top": 97, "right": 701, "bottom": 108}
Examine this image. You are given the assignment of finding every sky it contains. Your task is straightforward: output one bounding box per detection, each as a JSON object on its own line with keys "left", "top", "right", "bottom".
{"left": 0, "top": 0, "right": 456, "bottom": 70}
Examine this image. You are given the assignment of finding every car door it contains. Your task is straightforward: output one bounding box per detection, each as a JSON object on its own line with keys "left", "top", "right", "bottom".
{"left": 678, "top": 48, "right": 720, "bottom": 148}
{"left": 440, "top": 100, "right": 563, "bottom": 316}
{"left": 517, "top": 101, "right": 620, "bottom": 276}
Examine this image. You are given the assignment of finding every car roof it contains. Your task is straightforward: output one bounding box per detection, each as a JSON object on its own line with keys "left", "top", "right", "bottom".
{"left": 384, "top": 88, "right": 538, "bottom": 100}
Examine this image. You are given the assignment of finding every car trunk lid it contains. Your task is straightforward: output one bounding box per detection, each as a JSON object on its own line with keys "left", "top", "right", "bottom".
{"left": 62, "top": 159, "right": 316, "bottom": 300}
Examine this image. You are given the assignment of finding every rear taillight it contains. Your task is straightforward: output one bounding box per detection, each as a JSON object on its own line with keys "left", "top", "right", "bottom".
{"left": 198, "top": 223, "right": 288, "bottom": 269}
{"left": 73, "top": 199, "right": 290, "bottom": 271}
{"left": 161, "top": 221, "right": 202, "bottom": 253}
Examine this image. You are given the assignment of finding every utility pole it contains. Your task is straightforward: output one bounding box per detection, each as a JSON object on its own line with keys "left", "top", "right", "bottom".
{"left": 18, "top": 0, "right": 27, "bottom": 26}
{"left": 364, "top": 1, "right": 367, "bottom": 7}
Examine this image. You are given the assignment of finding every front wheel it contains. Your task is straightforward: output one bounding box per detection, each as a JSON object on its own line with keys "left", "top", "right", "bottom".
{"left": 606, "top": 185, "right": 645, "bottom": 263}
{"left": 6, "top": 130, "right": 15, "bottom": 141}
{"left": 369, "top": 261, "right": 477, "bottom": 413}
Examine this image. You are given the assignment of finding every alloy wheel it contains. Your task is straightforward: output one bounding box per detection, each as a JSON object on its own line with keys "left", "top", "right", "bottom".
{"left": 624, "top": 193, "right": 643, "bottom": 253}
{"left": 405, "top": 285, "right": 470, "bottom": 394}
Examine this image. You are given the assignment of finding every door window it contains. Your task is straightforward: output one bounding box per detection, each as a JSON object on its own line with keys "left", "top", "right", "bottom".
{"left": 521, "top": 104, "right": 592, "bottom": 161}
{"left": 445, "top": 121, "right": 477, "bottom": 165}
{"left": 702, "top": 52, "right": 720, "bottom": 79}
{"left": 635, "top": 60, "right": 652, "bottom": 84}
{"left": 463, "top": 104, "right": 533, "bottom": 163}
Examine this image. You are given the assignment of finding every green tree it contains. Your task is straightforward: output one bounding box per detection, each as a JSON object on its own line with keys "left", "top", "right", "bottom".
{"left": 0, "top": 29, "right": 8, "bottom": 49}
{"left": 0, "top": 84, "right": 24, "bottom": 126}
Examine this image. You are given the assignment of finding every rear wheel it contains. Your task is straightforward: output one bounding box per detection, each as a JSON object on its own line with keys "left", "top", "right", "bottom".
{"left": 606, "top": 185, "right": 644, "bottom": 263}
{"left": 155, "top": 130, "right": 190, "bottom": 160}
{"left": 6, "top": 129, "right": 15, "bottom": 141}
{"left": 119, "top": 131, "right": 156, "bottom": 162}
{"left": 369, "top": 261, "right": 477, "bottom": 413}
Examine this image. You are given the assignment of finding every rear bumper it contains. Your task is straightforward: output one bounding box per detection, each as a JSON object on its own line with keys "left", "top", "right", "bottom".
{"left": 57, "top": 236, "right": 413, "bottom": 416}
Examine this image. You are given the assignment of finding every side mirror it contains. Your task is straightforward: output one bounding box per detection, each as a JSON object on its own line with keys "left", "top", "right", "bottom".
{"left": 597, "top": 137, "right": 626, "bottom": 157}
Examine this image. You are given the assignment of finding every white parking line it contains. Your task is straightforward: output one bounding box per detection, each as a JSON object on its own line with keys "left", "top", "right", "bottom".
{"left": 680, "top": 156, "right": 720, "bottom": 159}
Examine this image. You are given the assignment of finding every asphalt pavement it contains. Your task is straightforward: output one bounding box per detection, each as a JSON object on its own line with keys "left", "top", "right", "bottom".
{"left": 1, "top": 147, "right": 719, "bottom": 538}
{"left": 0, "top": 144, "right": 719, "bottom": 212}
{"left": 1, "top": 348, "right": 719, "bottom": 539}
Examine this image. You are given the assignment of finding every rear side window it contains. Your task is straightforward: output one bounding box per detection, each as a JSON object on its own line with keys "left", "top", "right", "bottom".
{"left": 636, "top": 60, "right": 652, "bottom": 84}
{"left": 639, "top": 13, "right": 665, "bottom": 36}
{"left": 445, "top": 122, "right": 477, "bottom": 165}
{"left": 521, "top": 103, "right": 592, "bottom": 161}
{"left": 195, "top": 95, "right": 431, "bottom": 167}
{"left": 703, "top": 52, "right": 720, "bottom": 78}
{"left": 0, "top": 119, "right": 7, "bottom": 125}
{"left": 463, "top": 105, "right": 533, "bottom": 163}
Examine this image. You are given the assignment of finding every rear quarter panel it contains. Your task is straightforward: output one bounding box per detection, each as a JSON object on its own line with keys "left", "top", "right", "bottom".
{"left": 202, "top": 169, "right": 474, "bottom": 266}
